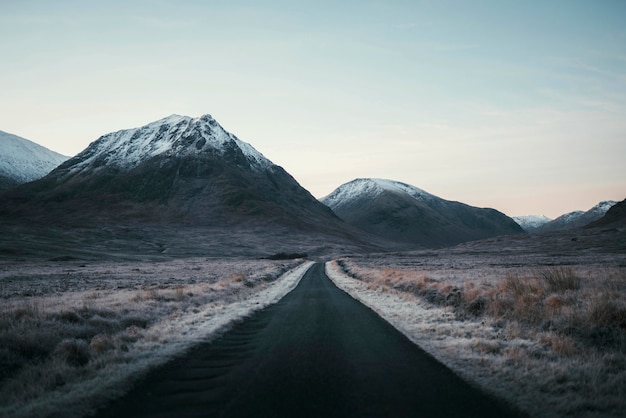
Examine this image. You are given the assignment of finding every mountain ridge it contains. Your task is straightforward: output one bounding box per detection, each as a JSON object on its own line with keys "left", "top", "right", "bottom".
{"left": 0, "top": 130, "right": 68, "bottom": 190}
{"left": 585, "top": 198, "right": 626, "bottom": 229}
{"left": 321, "top": 178, "right": 524, "bottom": 248}
{"left": 58, "top": 114, "right": 272, "bottom": 177}
{"left": 535, "top": 200, "right": 617, "bottom": 232}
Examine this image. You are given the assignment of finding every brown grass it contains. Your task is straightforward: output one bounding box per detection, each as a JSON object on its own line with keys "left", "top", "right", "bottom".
{"left": 334, "top": 259, "right": 626, "bottom": 417}
{"left": 339, "top": 260, "right": 626, "bottom": 352}
{"left": 0, "top": 258, "right": 302, "bottom": 414}
{"left": 539, "top": 267, "right": 581, "bottom": 292}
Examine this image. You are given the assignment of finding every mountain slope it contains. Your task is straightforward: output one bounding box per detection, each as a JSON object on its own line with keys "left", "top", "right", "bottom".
{"left": 536, "top": 201, "right": 617, "bottom": 232}
{"left": 0, "top": 115, "right": 387, "bottom": 258}
{"left": 585, "top": 198, "right": 626, "bottom": 229}
{"left": 0, "top": 130, "right": 68, "bottom": 190}
{"left": 321, "top": 178, "right": 524, "bottom": 248}
{"left": 0, "top": 115, "right": 340, "bottom": 230}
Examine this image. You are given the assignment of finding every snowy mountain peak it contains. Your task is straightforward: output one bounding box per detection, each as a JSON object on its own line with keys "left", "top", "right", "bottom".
{"left": 63, "top": 114, "right": 272, "bottom": 175}
{"left": 593, "top": 201, "right": 618, "bottom": 214}
{"left": 0, "top": 130, "right": 68, "bottom": 189}
{"left": 321, "top": 178, "right": 435, "bottom": 210}
{"left": 512, "top": 215, "right": 552, "bottom": 232}
{"left": 534, "top": 200, "right": 618, "bottom": 232}
{"left": 321, "top": 177, "right": 523, "bottom": 247}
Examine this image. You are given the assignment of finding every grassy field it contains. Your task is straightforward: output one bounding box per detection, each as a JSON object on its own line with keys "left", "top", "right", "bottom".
{"left": 0, "top": 257, "right": 310, "bottom": 418}
{"left": 326, "top": 231, "right": 626, "bottom": 418}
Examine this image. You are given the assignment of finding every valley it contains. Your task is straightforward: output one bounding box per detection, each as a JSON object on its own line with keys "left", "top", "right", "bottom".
{"left": 1, "top": 223, "right": 623, "bottom": 417}
{"left": 91, "top": 263, "right": 524, "bottom": 418}
{"left": 0, "top": 114, "right": 624, "bottom": 417}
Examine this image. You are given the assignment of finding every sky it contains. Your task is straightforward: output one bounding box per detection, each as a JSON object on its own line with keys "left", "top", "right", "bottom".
{"left": 1, "top": 0, "right": 625, "bottom": 218}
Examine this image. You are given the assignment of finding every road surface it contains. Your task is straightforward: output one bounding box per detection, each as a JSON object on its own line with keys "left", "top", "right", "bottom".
{"left": 94, "top": 262, "right": 524, "bottom": 418}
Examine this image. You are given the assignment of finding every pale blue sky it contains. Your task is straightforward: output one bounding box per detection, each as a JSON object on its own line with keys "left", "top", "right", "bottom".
{"left": 1, "top": 0, "right": 625, "bottom": 217}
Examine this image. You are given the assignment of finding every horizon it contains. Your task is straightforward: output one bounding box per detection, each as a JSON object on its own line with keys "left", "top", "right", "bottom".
{"left": 1, "top": 1, "right": 625, "bottom": 219}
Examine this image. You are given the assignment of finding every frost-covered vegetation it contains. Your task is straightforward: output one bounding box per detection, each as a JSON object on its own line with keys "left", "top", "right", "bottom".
{"left": 0, "top": 258, "right": 311, "bottom": 418}
{"left": 327, "top": 249, "right": 626, "bottom": 418}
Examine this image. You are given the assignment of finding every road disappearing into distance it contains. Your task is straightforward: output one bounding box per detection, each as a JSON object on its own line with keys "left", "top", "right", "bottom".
{"left": 95, "top": 263, "right": 524, "bottom": 418}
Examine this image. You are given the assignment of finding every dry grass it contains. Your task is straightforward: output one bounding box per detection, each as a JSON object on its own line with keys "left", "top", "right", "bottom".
{"left": 338, "top": 260, "right": 626, "bottom": 351}
{"left": 334, "top": 258, "right": 626, "bottom": 417}
{"left": 0, "top": 257, "right": 303, "bottom": 416}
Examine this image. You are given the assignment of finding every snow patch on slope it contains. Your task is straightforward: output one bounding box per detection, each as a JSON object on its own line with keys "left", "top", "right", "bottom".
{"left": 559, "top": 210, "right": 585, "bottom": 223}
{"left": 556, "top": 202, "right": 616, "bottom": 225}
{"left": 66, "top": 114, "right": 272, "bottom": 174}
{"left": 0, "top": 130, "right": 68, "bottom": 185}
{"left": 535, "top": 200, "right": 618, "bottom": 232}
{"left": 588, "top": 201, "right": 617, "bottom": 217}
{"left": 512, "top": 215, "right": 552, "bottom": 232}
{"left": 321, "top": 178, "right": 436, "bottom": 210}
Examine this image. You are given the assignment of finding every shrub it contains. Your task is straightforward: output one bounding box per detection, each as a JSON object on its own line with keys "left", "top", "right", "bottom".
{"left": 539, "top": 267, "right": 581, "bottom": 292}
{"left": 57, "top": 310, "right": 84, "bottom": 323}
{"left": 228, "top": 273, "right": 245, "bottom": 283}
{"left": 121, "top": 315, "right": 149, "bottom": 329}
{"left": 89, "top": 334, "right": 114, "bottom": 354}
{"left": 120, "top": 326, "right": 144, "bottom": 343}
{"left": 588, "top": 296, "right": 626, "bottom": 328}
{"left": 544, "top": 294, "right": 567, "bottom": 313}
{"left": 53, "top": 339, "right": 90, "bottom": 367}
{"left": 466, "top": 297, "right": 487, "bottom": 316}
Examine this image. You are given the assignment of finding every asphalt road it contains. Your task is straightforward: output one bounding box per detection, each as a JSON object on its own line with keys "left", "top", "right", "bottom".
{"left": 93, "top": 262, "right": 524, "bottom": 418}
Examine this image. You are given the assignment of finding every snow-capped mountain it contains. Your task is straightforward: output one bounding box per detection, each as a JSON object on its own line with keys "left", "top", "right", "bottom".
{"left": 586, "top": 198, "right": 626, "bottom": 229}
{"left": 536, "top": 201, "right": 618, "bottom": 232}
{"left": 0, "top": 130, "right": 68, "bottom": 190}
{"left": 62, "top": 114, "right": 272, "bottom": 178}
{"left": 323, "top": 178, "right": 438, "bottom": 211}
{"left": 512, "top": 215, "right": 552, "bottom": 232}
{"left": 321, "top": 178, "right": 524, "bottom": 248}
{"left": 0, "top": 115, "right": 343, "bottom": 232}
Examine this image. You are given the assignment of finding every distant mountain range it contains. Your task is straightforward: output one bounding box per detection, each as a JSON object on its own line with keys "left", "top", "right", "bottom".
{"left": 512, "top": 215, "right": 552, "bottom": 232}
{"left": 321, "top": 178, "right": 524, "bottom": 248}
{"left": 530, "top": 201, "right": 617, "bottom": 233}
{"left": 0, "top": 115, "right": 621, "bottom": 258}
{"left": 586, "top": 199, "right": 626, "bottom": 229}
{"left": 0, "top": 130, "right": 68, "bottom": 190}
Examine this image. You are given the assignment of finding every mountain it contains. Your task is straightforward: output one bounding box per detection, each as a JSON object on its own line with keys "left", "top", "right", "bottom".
{"left": 512, "top": 215, "right": 552, "bottom": 232}
{"left": 585, "top": 198, "right": 626, "bottom": 229}
{"left": 0, "top": 115, "right": 384, "bottom": 259}
{"left": 0, "top": 130, "right": 68, "bottom": 190}
{"left": 1, "top": 114, "right": 340, "bottom": 227}
{"left": 321, "top": 178, "right": 524, "bottom": 248}
{"left": 536, "top": 201, "right": 617, "bottom": 232}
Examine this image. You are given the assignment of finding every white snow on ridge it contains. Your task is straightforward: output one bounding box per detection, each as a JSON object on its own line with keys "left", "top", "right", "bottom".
{"left": 559, "top": 210, "right": 585, "bottom": 223}
{"left": 321, "top": 178, "right": 436, "bottom": 209}
{"left": 68, "top": 114, "right": 273, "bottom": 174}
{"left": 512, "top": 215, "right": 552, "bottom": 231}
{"left": 0, "top": 130, "right": 68, "bottom": 184}
{"left": 558, "top": 201, "right": 617, "bottom": 223}
{"left": 550, "top": 201, "right": 616, "bottom": 224}
{"left": 233, "top": 134, "right": 274, "bottom": 169}
{"left": 590, "top": 201, "right": 617, "bottom": 215}
{"left": 520, "top": 200, "right": 618, "bottom": 232}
